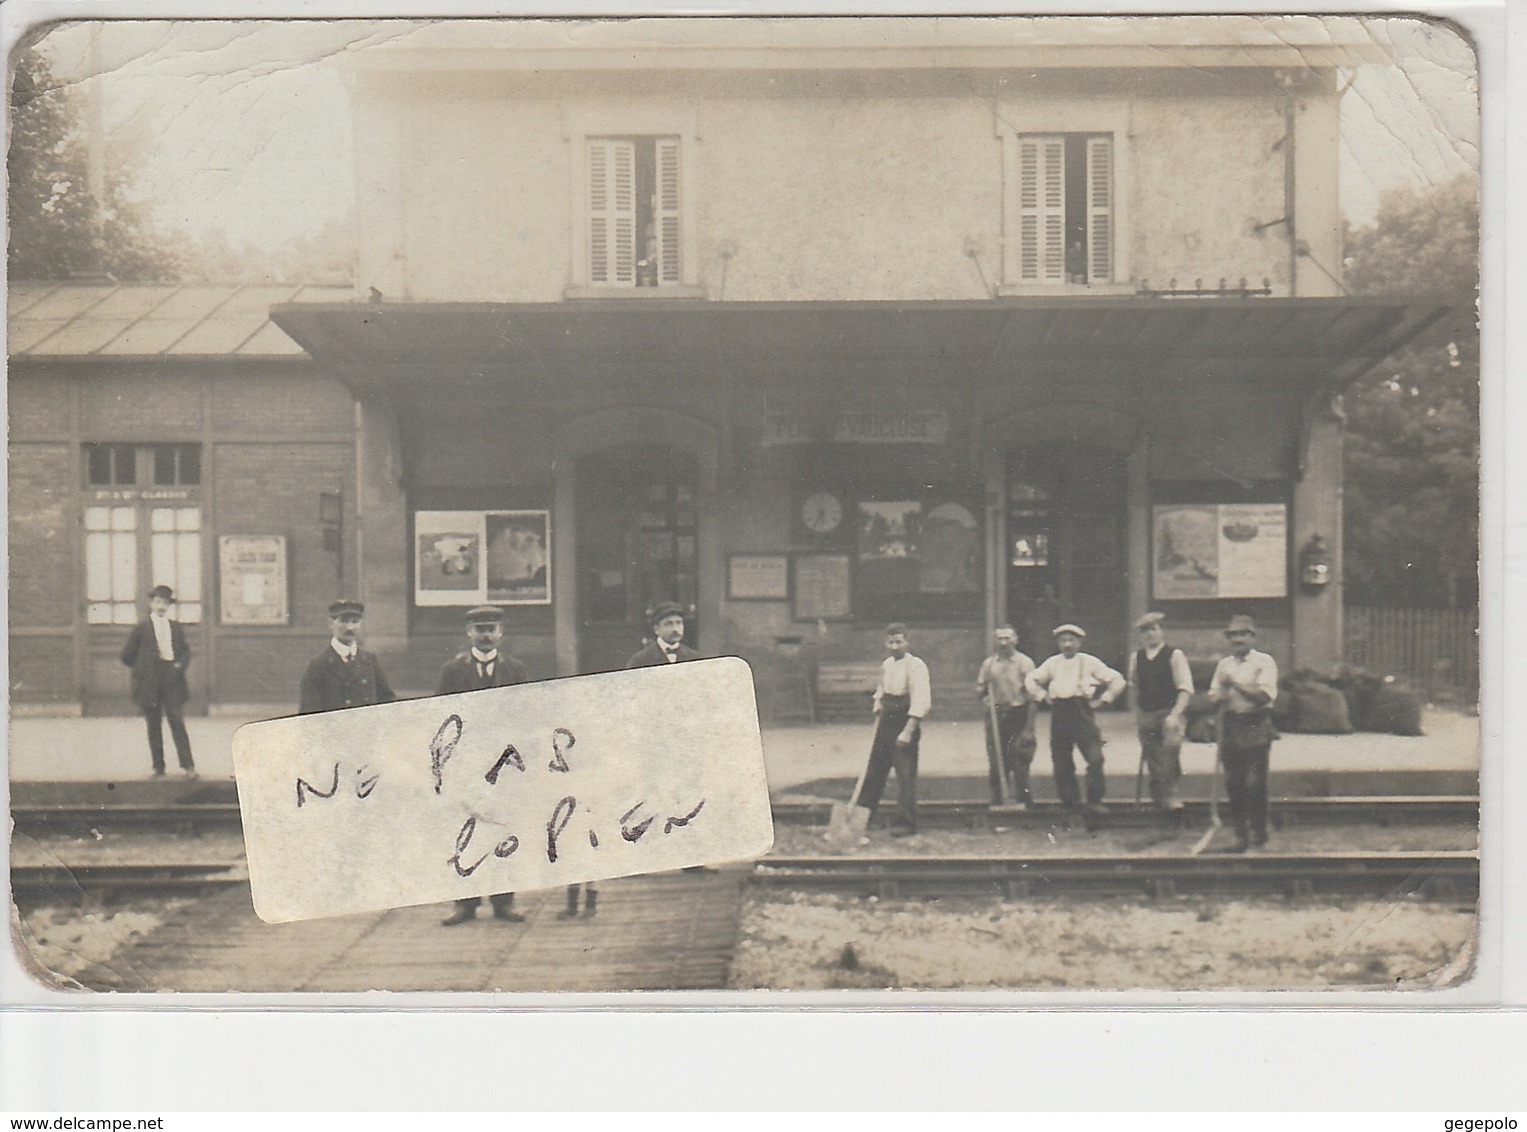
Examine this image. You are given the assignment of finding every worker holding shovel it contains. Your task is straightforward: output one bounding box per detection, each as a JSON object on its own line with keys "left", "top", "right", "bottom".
{"left": 828, "top": 623, "right": 931, "bottom": 847}
{"left": 976, "top": 625, "right": 1037, "bottom": 808}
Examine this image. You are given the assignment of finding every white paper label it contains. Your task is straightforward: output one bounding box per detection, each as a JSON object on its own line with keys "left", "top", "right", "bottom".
{"left": 232, "top": 657, "right": 772, "bottom": 923}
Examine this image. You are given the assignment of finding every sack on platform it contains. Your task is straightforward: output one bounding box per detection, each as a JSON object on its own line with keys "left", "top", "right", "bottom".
{"left": 1184, "top": 692, "right": 1218, "bottom": 743}
{"left": 1292, "top": 683, "right": 1354, "bottom": 734}
{"left": 1369, "top": 677, "right": 1425, "bottom": 736}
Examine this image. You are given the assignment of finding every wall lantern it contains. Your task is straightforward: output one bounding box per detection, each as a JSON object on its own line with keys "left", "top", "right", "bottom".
{"left": 1299, "top": 533, "right": 1333, "bottom": 591}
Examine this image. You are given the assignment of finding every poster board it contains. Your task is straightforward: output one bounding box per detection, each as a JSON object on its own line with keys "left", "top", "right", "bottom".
{"left": 792, "top": 553, "right": 852, "bottom": 620}
{"left": 1152, "top": 502, "right": 1288, "bottom": 599}
{"left": 415, "top": 510, "right": 551, "bottom": 606}
{"left": 728, "top": 554, "right": 790, "bottom": 600}
{"left": 218, "top": 535, "right": 288, "bottom": 625}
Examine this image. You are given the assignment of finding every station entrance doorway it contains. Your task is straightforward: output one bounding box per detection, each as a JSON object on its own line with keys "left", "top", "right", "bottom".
{"left": 1005, "top": 445, "right": 1128, "bottom": 668}
{"left": 575, "top": 445, "right": 700, "bottom": 674}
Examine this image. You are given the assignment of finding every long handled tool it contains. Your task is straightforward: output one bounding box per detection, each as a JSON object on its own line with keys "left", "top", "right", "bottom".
{"left": 1134, "top": 752, "right": 1148, "bottom": 810}
{"left": 986, "top": 699, "right": 1011, "bottom": 806}
{"left": 824, "top": 731, "right": 875, "bottom": 854}
{"left": 1190, "top": 707, "right": 1225, "bottom": 855}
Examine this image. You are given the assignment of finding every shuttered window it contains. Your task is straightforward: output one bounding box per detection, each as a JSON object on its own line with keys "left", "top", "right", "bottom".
{"left": 1015, "top": 133, "right": 1112, "bottom": 285}
{"left": 587, "top": 136, "right": 681, "bottom": 288}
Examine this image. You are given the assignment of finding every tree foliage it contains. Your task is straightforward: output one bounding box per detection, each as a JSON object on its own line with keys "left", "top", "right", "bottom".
{"left": 7, "top": 47, "right": 178, "bottom": 281}
{"left": 1342, "top": 176, "right": 1479, "bottom": 610}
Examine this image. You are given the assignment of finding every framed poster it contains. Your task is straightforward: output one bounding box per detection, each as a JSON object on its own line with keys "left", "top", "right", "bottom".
{"left": 792, "top": 553, "right": 852, "bottom": 621}
{"left": 414, "top": 510, "right": 486, "bottom": 606}
{"left": 728, "top": 554, "right": 790, "bottom": 601}
{"left": 219, "top": 536, "right": 288, "bottom": 625}
{"left": 486, "top": 510, "right": 552, "bottom": 605}
{"left": 1153, "top": 502, "right": 1288, "bottom": 599}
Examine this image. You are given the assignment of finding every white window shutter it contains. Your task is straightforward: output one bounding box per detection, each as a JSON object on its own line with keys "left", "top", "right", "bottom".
{"left": 1018, "top": 136, "right": 1066, "bottom": 284}
{"left": 1086, "top": 136, "right": 1113, "bottom": 284}
{"left": 655, "top": 138, "right": 682, "bottom": 285}
{"left": 588, "top": 139, "right": 636, "bottom": 285}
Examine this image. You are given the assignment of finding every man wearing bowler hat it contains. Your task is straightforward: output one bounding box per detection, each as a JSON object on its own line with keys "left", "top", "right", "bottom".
{"left": 1210, "top": 614, "right": 1280, "bottom": 852}
{"left": 1024, "top": 623, "right": 1125, "bottom": 816}
{"left": 120, "top": 584, "right": 197, "bottom": 778}
{"left": 1128, "top": 612, "right": 1194, "bottom": 822}
{"left": 438, "top": 606, "right": 529, "bottom": 926}
{"left": 625, "top": 601, "right": 700, "bottom": 668}
{"left": 298, "top": 599, "right": 397, "bottom": 714}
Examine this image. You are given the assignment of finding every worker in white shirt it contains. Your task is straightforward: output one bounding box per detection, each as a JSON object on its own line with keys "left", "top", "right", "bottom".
{"left": 857, "top": 622, "right": 932, "bottom": 837}
{"left": 1024, "top": 624, "right": 1125, "bottom": 815}
{"left": 1209, "top": 614, "right": 1280, "bottom": 852}
{"left": 1128, "top": 612, "right": 1195, "bottom": 822}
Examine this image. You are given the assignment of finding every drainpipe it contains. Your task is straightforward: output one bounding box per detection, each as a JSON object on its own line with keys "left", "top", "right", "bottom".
{"left": 1281, "top": 80, "right": 1299, "bottom": 297}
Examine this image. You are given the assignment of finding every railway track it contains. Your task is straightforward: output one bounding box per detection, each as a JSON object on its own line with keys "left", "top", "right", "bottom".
{"left": 11, "top": 862, "right": 248, "bottom": 902}
{"left": 12, "top": 849, "right": 1476, "bottom": 905}
{"left": 752, "top": 851, "right": 1479, "bottom": 901}
{"left": 772, "top": 795, "right": 1477, "bottom": 829}
{"left": 10, "top": 795, "right": 1478, "bottom": 837}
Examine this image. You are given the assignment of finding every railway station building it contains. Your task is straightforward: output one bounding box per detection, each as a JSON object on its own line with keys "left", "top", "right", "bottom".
{"left": 7, "top": 18, "right": 1450, "bottom": 717}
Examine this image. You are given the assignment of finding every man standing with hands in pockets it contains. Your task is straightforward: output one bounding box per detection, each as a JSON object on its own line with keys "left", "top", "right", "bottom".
{"left": 1025, "top": 624, "right": 1125, "bottom": 817}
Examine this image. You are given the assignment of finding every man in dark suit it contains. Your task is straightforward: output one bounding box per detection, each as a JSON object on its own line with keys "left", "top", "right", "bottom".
{"left": 622, "top": 600, "right": 712, "bottom": 880}
{"left": 120, "top": 584, "right": 197, "bottom": 778}
{"left": 625, "top": 601, "right": 700, "bottom": 668}
{"left": 298, "top": 599, "right": 397, "bottom": 715}
{"left": 439, "top": 606, "right": 529, "bottom": 927}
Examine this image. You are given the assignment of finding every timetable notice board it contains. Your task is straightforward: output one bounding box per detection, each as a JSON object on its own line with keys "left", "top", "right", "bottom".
{"left": 793, "top": 554, "right": 851, "bottom": 620}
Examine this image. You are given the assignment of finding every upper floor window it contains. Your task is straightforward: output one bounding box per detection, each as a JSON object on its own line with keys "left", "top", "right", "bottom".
{"left": 997, "top": 101, "right": 1131, "bottom": 293}
{"left": 587, "top": 136, "right": 682, "bottom": 288}
{"left": 1016, "top": 133, "right": 1113, "bottom": 286}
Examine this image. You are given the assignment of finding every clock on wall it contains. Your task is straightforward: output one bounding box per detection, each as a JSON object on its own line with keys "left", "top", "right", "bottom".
{"left": 801, "top": 490, "right": 844, "bottom": 536}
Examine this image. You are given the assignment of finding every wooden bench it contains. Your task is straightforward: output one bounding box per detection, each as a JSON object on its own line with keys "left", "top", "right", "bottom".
{"left": 810, "top": 661, "right": 884, "bottom": 722}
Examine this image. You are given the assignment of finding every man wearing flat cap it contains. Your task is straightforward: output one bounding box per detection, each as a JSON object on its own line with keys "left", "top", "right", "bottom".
{"left": 438, "top": 605, "right": 530, "bottom": 926}
{"left": 625, "top": 601, "right": 700, "bottom": 668}
{"left": 298, "top": 599, "right": 398, "bottom": 715}
{"left": 120, "top": 585, "right": 197, "bottom": 778}
{"left": 1210, "top": 615, "right": 1279, "bottom": 852}
{"left": 1024, "top": 623, "right": 1125, "bottom": 815}
{"left": 1127, "top": 612, "right": 1194, "bottom": 821}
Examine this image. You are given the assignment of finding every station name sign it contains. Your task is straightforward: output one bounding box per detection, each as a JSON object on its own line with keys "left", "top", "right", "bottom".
{"left": 763, "top": 409, "right": 949, "bottom": 446}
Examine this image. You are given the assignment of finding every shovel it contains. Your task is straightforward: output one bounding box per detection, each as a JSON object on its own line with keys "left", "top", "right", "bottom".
{"left": 985, "top": 699, "right": 1011, "bottom": 806}
{"left": 1190, "top": 707, "right": 1225, "bottom": 856}
{"left": 824, "top": 742, "right": 875, "bottom": 854}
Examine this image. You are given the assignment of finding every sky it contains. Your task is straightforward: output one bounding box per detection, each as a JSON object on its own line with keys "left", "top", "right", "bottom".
{"left": 24, "top": 15, "right": 1481, "bottom": 250}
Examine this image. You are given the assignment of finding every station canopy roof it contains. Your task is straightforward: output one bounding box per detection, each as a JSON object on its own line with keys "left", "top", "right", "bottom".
{"left": 6, "top": 282, "right": 353, "bottom": 360}
{"left": 268, "top": 295, "right": 1455, "bottom": 394}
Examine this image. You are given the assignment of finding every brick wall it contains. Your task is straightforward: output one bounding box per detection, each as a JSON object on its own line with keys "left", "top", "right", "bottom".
{"left": 212, "top": 442, "right": 353, "bottom": 631}
{"left": 8, "top": 443, "right": 75, "bottom": 626}
{"left": 78, "top": 372, "right": 203, "bottom": 437}
{"left": 8, "top": 635, "right": 75, "bottom": 703}
{"left": 9, "top": 375, "right": 70, "bottom": 436}
{"left": 212, "top": 374, "right": 353, "bottom": 436}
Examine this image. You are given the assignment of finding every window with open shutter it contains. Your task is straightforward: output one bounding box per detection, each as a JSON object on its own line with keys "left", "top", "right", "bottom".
{"left": 1013, "top": 132, "right": 1113, "bottom": 286}
{"left": 587, "top": 136, "right": 681, "bottom": 288}
{"left": 1086, "top": 136, "right": 1113, "bottom": 284}
{"left": 1018, "top": 136, "right": 1067, "bottom": 284}
{"left": 588, "top": 138, "right": 636, "bottom": 285}
{"left": 655, "top": 138, "right": 682, "bottom": 285}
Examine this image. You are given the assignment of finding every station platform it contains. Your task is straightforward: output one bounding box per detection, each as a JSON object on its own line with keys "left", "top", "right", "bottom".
{"left": 21, "top": 866, "right": 750, "bottom": 994}
{"left": 7, "top": 707, "right": 1481, "bottom": 797}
